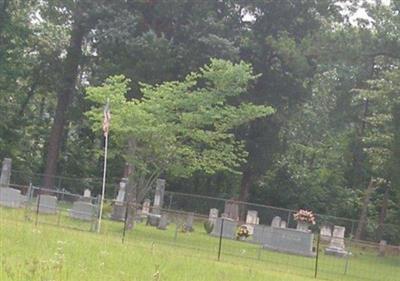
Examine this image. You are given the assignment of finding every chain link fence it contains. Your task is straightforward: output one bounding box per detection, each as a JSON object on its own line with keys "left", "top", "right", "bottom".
{"left": 1, "top": 180, "right": 399, "bottom": 280}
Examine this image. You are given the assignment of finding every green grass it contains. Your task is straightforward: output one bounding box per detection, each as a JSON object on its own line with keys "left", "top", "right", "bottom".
{"left": 1, "top": 206, "right": 399, "bottom": 281}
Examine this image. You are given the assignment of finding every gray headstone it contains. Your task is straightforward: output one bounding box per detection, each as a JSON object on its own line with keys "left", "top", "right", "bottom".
{"left": 210, "top": 218, "right": 237, "bottom": 239}
{"left": 379, "top": 240, "right": 387, "bottom": 257}
{"left": 320, "top": 225, "right": 332, "bottom": 242}
{"left": 111, "top": 178, "right": 128, "bottom": 221}
{"left": 183, "top": 212, "right": 194, "bottom": 232}
{"left": 70, "top": 201, "right": 95, "bottom": 221}
{"left": 280, "top": 220, "right": 287, "bottom": 228}
{"left": 142, "top": 199, "right": 151, "bottom": 215}
{"left": 153, "top": 179, "right": 165, "bottom": 215}
{"left": 224, "top": 200, "right": 239, "bottom": 221}
{"left": 157, "top": 213, "right": 168, "bottom": 230}
{"left": 325, "top": 225, "right": 349, "bottom": 257}
{"left": 263, "top": 227, "right": 316, "bottom": 257}
{"left": 0, "top": 187, "right": 22, "bottom": 208}
{"left": 271, "top": 216, "right": 281, "bottom": 228}
{"left": 0, "top": 158, "right": 12, "bottom": 188}
{"left": 38, "top": 195, "right": 57, "bottom": 214}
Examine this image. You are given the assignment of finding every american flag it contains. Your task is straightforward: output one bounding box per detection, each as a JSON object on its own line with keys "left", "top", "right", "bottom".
{"left": 103, "top": 101, "right": 111, "bottom": 137}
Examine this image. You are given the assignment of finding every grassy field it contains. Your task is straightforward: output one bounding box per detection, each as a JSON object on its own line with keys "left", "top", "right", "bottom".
{"left": 1, "top": 206, "right": 399, "bottom": 281}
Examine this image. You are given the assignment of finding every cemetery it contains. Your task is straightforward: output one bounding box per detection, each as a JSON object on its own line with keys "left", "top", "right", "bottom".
{"left": 1, "top": 158, "right": 399, "bottom": 281}
{"left": 3, "top": 2, "right": 400, "bottom": 280}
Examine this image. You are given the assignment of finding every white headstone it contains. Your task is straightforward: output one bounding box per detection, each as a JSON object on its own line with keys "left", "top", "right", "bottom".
{"left": 280, "top": 220, "right": 287, "bottom": 228}
{"left": 115, "top": 178, "right": 127, "bottom": 203}
{"left": 325, "top": 225, "right": 349, "bottom": 257}
{"left": 209, "top": 208, "right": 219, "bottom": 224}
{"left": 246, "top": 210, "right": 258, "bottom": 225}
{"left": 271, "top": 216, "right": 281, "bottom": 228}
{"left": 83, "top": 189, "right": 91, "bottom": 198}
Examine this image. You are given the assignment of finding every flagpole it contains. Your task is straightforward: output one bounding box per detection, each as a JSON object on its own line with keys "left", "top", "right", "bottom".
{"left": 98, "top": 99, "right": 110, "bottom": 233}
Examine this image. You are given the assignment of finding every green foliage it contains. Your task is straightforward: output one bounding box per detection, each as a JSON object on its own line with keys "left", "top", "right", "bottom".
{"left": 86, "top": 60, "right": 274, "bottom": 188}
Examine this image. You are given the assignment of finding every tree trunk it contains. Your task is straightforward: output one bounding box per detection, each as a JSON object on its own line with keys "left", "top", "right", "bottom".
{"left": 239, "top": 168, "right": 252, "bottom": 221}
{"left": 376, "top": 184, "right": 390, "bottom": 241}
{"left": 42, "top": 22, "right": 85, "bottom": 189}
{"left": 355, "top": 178, "right": 376, "bottom": 240}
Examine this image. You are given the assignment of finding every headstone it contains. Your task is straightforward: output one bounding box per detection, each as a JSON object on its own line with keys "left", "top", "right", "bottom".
{"left": 210, "top": 217, "right": 237, "bottom": 239}
{"left": 245, "top": 210, "right": 258, "bottom": 234}
{"left": 153, "top": 179, "right": 166, "bottom": 215}
{"left": 83, "top": 189, "right": 91, "bottom": 198}
{"left": 208, "top": 208, "right": 219, "bottom": 225}
{"left": 183, "top": 212, "right": 194, "bottom": 232}
{"left": 115, "top": 178, "right": 127, "bottom": 203}
{"left": 142, "top": 199, "right": 151, "bottom": 215}
{"left": 111, "top": 178, "right": 127, "bottom": 221}
{"left": 224, "top": 199, "right": 239, "bottom": 221}
{"left": 0, "top": 158, "right": 12, "bottom": 188}
{"left": 271, "top": 216, "right": 281, "bottom": 228}
{"left": 280, "top": 220, "right": 287, "bottom": 228}
{"left": 0, "top": 187, "right": 23, "bottom": 208}
{"left": 296, "top": 221, "right": 311, "bottom": 232}
{"left": 263, "top": 227, "right": 316, "bottom": 257}
{"left": 325, "top": 225, "right": 349, "bottom": 257}
{"left": 379, "top": 240, "right": 387, "bottom": 257}
{"left": 157, "top": 213, "right": 168, "bottom": 230}
{"left": 320, "top": 225, "right": 332, "bottom": 242}
{"left": 149, "top": 179, "right": 165, "bottom": 226}
{"left": 246, "top": 210, "right": 258, "bottom": 225}
{"left": 70, "top": 201, "right": 95, "bottom": 221}
{"left": 38, "top": 195, "right": 57, "bottom": 214}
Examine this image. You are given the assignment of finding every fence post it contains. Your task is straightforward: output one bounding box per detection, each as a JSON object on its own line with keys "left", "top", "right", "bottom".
{"left": 122, "top": 202, "right": 129, "bottom": 243}
{"left": 217, "top": 218, "right": 224, "bottom": 261}
{"left": 314, "top": 232, "right": 321, "bottom": 279}
{"left": 344, "top": 235, "right": 352, "bottom": 274}
{"left": 35, "top": 187, "right": 41, "bottom": 226}
{"left": 257, "top": 226, "right": 265, "bottom": 260}
{"left": 24, "top": 183, "right": 33, "bottom": 221}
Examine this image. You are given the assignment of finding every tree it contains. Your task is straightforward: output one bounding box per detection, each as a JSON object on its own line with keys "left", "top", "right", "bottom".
{"left": 86, "top": 59, "right": 274, "bottom": 227}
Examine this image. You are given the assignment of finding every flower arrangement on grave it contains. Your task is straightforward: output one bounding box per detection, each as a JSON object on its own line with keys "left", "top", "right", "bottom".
{"left": 236, "top": 225, "right": 250, "bottom": 240}
{"left": 293, "top": 209, "right": 316, "bottom": 225}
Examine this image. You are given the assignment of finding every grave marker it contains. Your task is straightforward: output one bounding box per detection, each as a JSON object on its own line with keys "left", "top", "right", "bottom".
{"left": 0, "top": 158, "right": 12, "bottom": 188}
{"left": 209, "top": 208, "right": 219, "bottom": 225}
{"left": 70, "top": 201, "right": 95, "bottom": 221}
{"left": 183, "top": 212, "right": 194, "bottom": 232}
{"left": 38, "top": 195, "right": 57, "bottom": 214}
{"left": 210, "top": 217, "right": 237, "bottom": 239}
{"left": 325, "top": 225, "right": 349, "bottom": 257}
{"left": 111, "top": 178, "right": 127, "bottom": 221}
{"left": 271, "top": 216, "right": 281, "bottom": 228}
{"left": 0, "top": 187, "right": 22, "bottom": 208}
